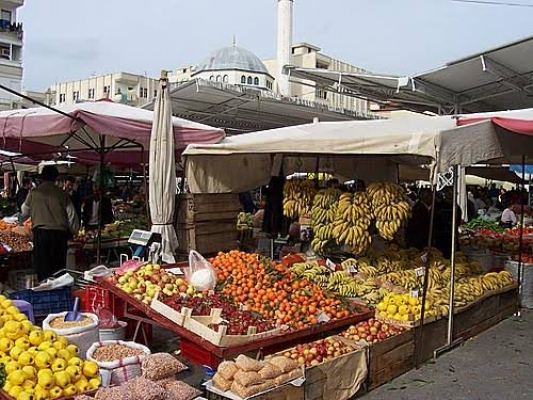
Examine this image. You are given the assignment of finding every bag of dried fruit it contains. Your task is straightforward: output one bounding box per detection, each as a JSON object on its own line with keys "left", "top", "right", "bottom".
{"left": 43, "top": 311, "right": 99, "bottom": 359}
{"left": 87, "top": 340, "right": 151, "bottom": 386}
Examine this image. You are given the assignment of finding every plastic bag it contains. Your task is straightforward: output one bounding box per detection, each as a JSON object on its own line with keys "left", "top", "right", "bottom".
{"left": 116, "top": 260, "right": 145, "bottom": 276}
{"left": 186, "top": 250, "right": 216, "bottom": 291}
{"left": 97, "top": 308, "right": 120, "bottom": 329}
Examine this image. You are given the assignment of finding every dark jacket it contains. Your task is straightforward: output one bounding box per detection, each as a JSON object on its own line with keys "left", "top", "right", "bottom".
{"left": 15, "top": 187, "right": 29, "bottom": 211}
{"left": 82, "top": 195, "right": 114, "bottom": 228}
{"left": 406, "top": 201, "right": 431, "bottom": 250}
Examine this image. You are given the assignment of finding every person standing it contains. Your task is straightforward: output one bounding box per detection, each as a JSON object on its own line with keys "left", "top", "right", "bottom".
{"left": 406, "top": 188, "right": 432, "bottom": 250}
{"left": 63, "top": 176, "right": 81, "bottom": 219}
{"left": 82, "top": 184, "right": 114, "bottom": 230}
{"left": 500, "top": 198, "right": 518, "bottom": 228}
{"left": 21, "top": 166, "right": 79, "bottom": 281}
{"left": 15, "top": 178, "right": 32, "bottom": 211}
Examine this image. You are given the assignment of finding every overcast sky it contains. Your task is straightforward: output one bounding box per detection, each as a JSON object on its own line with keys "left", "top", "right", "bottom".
{"left": 19, "top": 0, "right": 533, "bottom": 91}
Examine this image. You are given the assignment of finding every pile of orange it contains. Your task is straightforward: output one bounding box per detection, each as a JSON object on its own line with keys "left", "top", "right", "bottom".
{"left": 209, "top": 250, "right": 352, "bottom": 329}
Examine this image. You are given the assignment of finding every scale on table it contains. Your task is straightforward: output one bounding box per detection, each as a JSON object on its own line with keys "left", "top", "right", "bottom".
{"left": 128, "top": 229, "right": 162, "bottom": 262}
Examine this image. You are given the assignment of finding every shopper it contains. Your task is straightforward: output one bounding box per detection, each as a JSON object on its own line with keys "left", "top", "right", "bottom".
{"left": 433, "top": 187, "right": 462, "bottom": 258}
{"left": 500, "top": 199, "right": 517, "bottom": 228}
{"left": 63, "top": 176, "right": 81, "bottom": 219}
{"left": 20, "top": 166, "right": 79, "bottom": 281}
{"left": 82, "top": 184, "right": 114, "bottom": 230}
{"left": 15, "top": 177, "right": 32, "bottom": 211}
{"left": 406, "top": 188, "right": 432, "bottom": 250}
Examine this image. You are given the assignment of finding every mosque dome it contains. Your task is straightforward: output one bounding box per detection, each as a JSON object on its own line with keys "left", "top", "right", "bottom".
{"left": 194, "top": 46, "right": 270, "bottom": 75}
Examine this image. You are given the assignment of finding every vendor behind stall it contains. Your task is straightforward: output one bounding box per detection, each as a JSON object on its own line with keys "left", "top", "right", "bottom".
{"left": 406, "top": 188, "right": 432, "bottom": 250}
{"left": 20, "top": 166, "right": 80, "bottom": 281}
{"left": 82, "top": 184, "right": 114, "bottom": 230}
{"left": 500, "top": 198, "right": 518, "bottom": 228}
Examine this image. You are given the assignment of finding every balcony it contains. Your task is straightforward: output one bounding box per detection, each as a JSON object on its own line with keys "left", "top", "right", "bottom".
{"left": 0, "top": 20, "right": 22, "bottom": 41}
{"left": 1, "top": 0, "right": 24, "bottom": 6}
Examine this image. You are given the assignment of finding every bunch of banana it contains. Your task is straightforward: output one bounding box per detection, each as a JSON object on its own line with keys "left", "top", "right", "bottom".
{"left": 310, "top": 188, "right": 342, "bottom": 254}
{"left": 290, "top": 261, "right": 330, "bottom": 287}
{"left": 325, "top": 271, "right": 359, "bottom": 297}
{"left": 366, "top": 182, "right": 410, "bottom": 240}
{"left": 340, "top": 258, "right": 379, "bottom": 277}
{"left": 481, "top": 271, "right": 514, "bottom": 291}
{"left": 453, "top": 281, "right": 482, "bottom": 307}
{"left": 332, "top": 192, "right": 373, "bottom": 254}
{"left": 283, "top": 179, "right": 317, "bottom": 219}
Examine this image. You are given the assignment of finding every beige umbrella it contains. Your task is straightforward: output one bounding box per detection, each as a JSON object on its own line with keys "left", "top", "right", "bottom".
{"left": 149, "top": 72, "right": 179, "bottom": 263}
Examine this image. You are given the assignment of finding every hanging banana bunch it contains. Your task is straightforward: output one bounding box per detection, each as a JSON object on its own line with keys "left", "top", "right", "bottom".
{"left": 333, "top": 192, "right": 373, "bottom": 255}
{"left": 283, "top": 179, "right": 317, "bottom": 220}
{"left": 366, "top": 182, "right": 410, "bottom": 240}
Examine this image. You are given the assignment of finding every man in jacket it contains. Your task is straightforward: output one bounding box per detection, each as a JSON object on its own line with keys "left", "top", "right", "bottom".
{"left": 82, "top": 184, "right": 114, "bottom": 230}
{"left": 21, "top": 166, "right": 79, "bottom": 281}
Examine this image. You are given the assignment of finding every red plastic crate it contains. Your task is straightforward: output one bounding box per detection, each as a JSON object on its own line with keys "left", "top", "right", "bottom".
{"left": 180, "top": 338, "right": 219, "bottom": 368}
{"left": 83, "top": 285, "right": 125, "bottom": 317}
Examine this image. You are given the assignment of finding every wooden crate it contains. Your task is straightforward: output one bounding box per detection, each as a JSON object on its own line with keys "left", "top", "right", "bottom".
{"left": 177, "top": 222, "right": 239, "bottom": 254}
{"left": 367, "top": 329, "right": 415, "bottom": 390}
{"left": 206, "top": 382, "right": 304, "bottom": 400}
{"left": 177, "top": 193, "right": 241, "bottom": 224}
{"left": 180, "top": 307, "right": 282, "bottom": 348}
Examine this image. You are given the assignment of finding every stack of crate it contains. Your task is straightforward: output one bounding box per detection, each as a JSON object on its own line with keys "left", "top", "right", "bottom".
{"left": 176, "top": 193, "right": 241, "bottom": 257}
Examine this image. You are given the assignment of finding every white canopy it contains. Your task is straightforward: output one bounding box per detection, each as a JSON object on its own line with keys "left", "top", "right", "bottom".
{"left": 183, "top": 116, "right": 456, "bottom": 193}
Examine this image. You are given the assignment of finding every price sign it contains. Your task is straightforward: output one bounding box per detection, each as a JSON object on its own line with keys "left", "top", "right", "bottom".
{"left": 317, "top": 312, "right": 331, "bottom": 323}
{"left": 326, "top": 259, "right": 336, "bottom": 271}
{"left": 345, "top": 264, "right": 358, "bottom": 274}
{"left": 415, "top": 267, "right": 425, "bottom": 277}
{"left": 410, "top": 290, "right": 420, "bottom": 298}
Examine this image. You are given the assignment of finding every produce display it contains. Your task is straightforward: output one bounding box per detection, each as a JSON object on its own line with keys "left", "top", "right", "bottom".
{"left": 462, "top": 218, "right": 504, "bottom": 233}
{"left": 333, "top": 192, "right": 373, "bottom": 255}
{"left": 0, "top": 297, "right": 101, "bottom": 399}
{"left": 236, "top": 212, "right": 254, "bottom": 231}
{"left": 49, "top": 316, "right": 93, "bottom": 329}
{"left": 366, "top": 182, "right": 410, "bottom": 241}
{"left": 113, "top": 263, "right": 192, "bottom": 304}
{"left": 77, "top": 217, "right": 148, "bottom": 242}
{"left": 279, "top": 336, "right": 360, "bottom": 367}
{"left": 212, "top": 354, "right": 303, "bottom": 398}
{"left": 91, "top": 344, "right": 145, "bottom": 362}
{"left": 283, "top": 179, "right": 316, "bottom": 220}
{"left": 311, "top": 188, "right": 342, "bottom": 253}
{"left": 340, "top": 318, "right": 405, "bottom": 345}
{"left": 460, "top": 225, "right": 533, "bottom": 255}
{"left": 161, "top": 293, "right": 275, "bottom": 335}
{"left": 0, "top": 231, "right": 32, "bottom": 253}
{"left": 211, "top": 251, "right": 363, "bottom": 330}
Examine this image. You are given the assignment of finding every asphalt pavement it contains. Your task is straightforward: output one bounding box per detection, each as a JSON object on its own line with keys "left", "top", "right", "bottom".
{"left": 362, "top": 309, "right": 533, "bottom": 400}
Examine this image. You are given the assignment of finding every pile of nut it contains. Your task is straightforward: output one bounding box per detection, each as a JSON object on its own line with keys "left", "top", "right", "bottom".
{"left": 0, "top": 231, "right": 32, "bottom": 253}
{"left": 50, "top": 315, "right": 93, "bottom": 329}
{"left": 92, "top": 344, "right": 146, "bottom": 362}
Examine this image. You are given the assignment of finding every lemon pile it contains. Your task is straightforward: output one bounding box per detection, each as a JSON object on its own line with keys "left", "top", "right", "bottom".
{"left": 376, "top": 292, "right": 424, "bottom": 322}
{"left": 0, "top": 296, "right": 101, "bottom": 400}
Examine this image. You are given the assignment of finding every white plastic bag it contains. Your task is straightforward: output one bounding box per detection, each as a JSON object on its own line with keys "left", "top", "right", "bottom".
{"left": 187, "top": 250, "right": 217, "bottom": 291}
{"left": 43, "top": 312, "right": 99, "bottom": 359}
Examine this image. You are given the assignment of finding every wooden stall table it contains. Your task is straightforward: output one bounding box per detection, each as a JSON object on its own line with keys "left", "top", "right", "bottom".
{"left": 96, "top": 277, "right": 373, "bottom": 367}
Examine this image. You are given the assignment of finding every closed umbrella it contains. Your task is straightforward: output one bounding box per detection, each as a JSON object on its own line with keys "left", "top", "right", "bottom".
{"left": 149, "top": 72, "right": 178, "bottom": 263}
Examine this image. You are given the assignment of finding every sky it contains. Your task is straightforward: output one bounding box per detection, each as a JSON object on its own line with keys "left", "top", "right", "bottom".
{"left": 19, "top": 0, "right": 533, "bottom": 91}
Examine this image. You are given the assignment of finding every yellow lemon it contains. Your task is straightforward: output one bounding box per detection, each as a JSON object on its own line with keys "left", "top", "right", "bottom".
{"left": 386, "top": 304, "right": 398, "bottom": 315}
{"left": 8, "top": 369, "right": 26, "bottom": 386}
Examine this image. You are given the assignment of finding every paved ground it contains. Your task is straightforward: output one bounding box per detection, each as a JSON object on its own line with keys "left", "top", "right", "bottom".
{"left": 363, "top": 309, "right": 533, "bottom": 400}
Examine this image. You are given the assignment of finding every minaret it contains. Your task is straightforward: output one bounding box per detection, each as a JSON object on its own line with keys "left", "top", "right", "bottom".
{"left": 277, "top": 0, "right": 293, "bottom": 97}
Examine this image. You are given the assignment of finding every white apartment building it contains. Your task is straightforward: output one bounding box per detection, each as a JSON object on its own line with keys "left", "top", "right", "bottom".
{"left": 0, "top": 0, "right": 23, "bottom": 110}
{"left": 47, "top": 72, "right": 158, "bottom": 108}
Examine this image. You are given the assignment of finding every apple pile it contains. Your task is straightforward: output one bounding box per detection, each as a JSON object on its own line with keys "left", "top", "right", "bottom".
{"left": 115, "top": 264, "right": 194, "bottom": 304}
{"left": 340, "top": 318, "right": 405, "bottom": 345}
{"left": 281, "top": 336, "right": 359, "bottom": 367}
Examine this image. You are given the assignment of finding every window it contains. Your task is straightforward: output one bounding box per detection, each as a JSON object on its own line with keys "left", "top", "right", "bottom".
{"left": 254, "top": 77, "right": 259, "bottom": 86}
{"left": 154, "top": 89, "right": 157, "bottom": 97}
{"left": 223, "top": 75, "right": 229, "bottom": 83}
{"left": 241, "top": 75, "right": 246, "bottom": 84}
{"left": 247, "top": 76, "right": 252, "bottom": 84}
{"left": 216, "top": 75, "right": 221, "bottom": 82}
{"left": 88, "top": 88, "right": 95, "bottom": 99}
{"left": 209, "top": 75, "right": 214, "bottom": 81}
{"left": 103, "top": 85, "right": 110, "bottom": 94}
{"left": 182, "top": 68, "right": 187, "bottom": 74}
{"left": 72, "top": 91, "right": 80, "bottom": 101}
{"left": 144, "top": 88, "right": 148, "bottom": 98}
{"left": 0, "top": 44, "right": 10, "bottom": 59}
{"left": 1, "top": 10, "right": 12, "bottom": 23}
{"left": 139, "top": 87, "right": 144, "bottom": 98}
{"left": 316, "top": 87, "right": 327, "bottom": 100}
{"left": 59, "top": 94, "right": 66, "bottom": 103}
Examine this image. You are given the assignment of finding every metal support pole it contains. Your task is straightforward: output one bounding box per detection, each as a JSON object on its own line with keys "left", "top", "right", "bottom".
{"left": 516, "top": 155, "right": 526, "bottom": 315}
{"left": 96, "top": 136, "right": 106, "bottom": 265}
{"left": 434, "top": 164, "right": 463, "bottom": 358}
{"left": 415, "top": 183, "right": 437, "bottom": 368}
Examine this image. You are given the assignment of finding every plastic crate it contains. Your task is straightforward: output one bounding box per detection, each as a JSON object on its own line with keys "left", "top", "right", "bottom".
{"left": 83, "top": 285, "right": 125, "bottom": 317}
{"left": 10, "top": 287, "right": 73, "bottom": 317}
{"left": 180, "top": 337, "right": 219, "bottom": 368}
